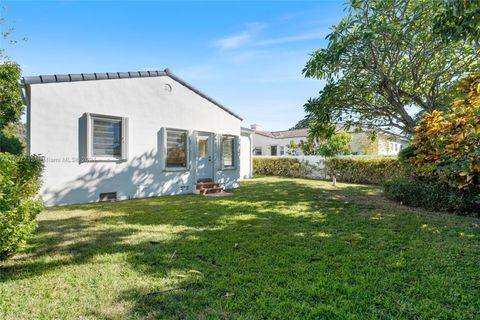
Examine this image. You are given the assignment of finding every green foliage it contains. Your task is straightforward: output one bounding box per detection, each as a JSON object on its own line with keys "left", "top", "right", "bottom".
{"left": 286, "top": 133, "right": 353, "bottom": 157}
{"left": 253, "top": 158, "right": 313, "bottom": 177}
{"left": 324, "top": 157, "right": 408, "bottom": 185}
{"left": 410, "top": 75, "right": 480, "bottom": 191}
{"left": 0, "top": 123, "right": 25, "bottom": 154}
{"left": 384, "top": 177, "right": 480, "bottom": 215}
{"left": 397, "top": 144, "right": 415, "bottom": 163}
{"left": 0, "top": 62, "right": 24, "bottom": 154}
{"left": 285, "top": 140, "right": 316, "bottom": 156}
{"left": 0, "top": 11, "right": 27, "bottom": 155}
{"left": 316, "top": 132, "right": 352, "bottom": 157}
{"left": 0, "top": 154, "right": 44, "bottom": 260}
{"left": 298, "top": 139, "right": 316, "bottom": 155}
{"left": 303, "top": 0, "right": 478, "bottom": 137}
{"left": 290, "top": 117, "right": 310, "bottom": 130}
{"left": 432, "top": 0, "right": 480, "bottom": 46}
{"left": 0, "top": 62, "right": 23, "bottom": 129}
{"left": 286, "top": 140, "right": 301, "bottom": 155}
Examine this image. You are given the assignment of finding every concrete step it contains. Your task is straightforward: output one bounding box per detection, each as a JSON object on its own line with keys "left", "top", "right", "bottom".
{"left": 196, "top": 182, "right": 222, "bottom": 190}
{"left": 199, "top": 186, "right": 224, "bottom": 195}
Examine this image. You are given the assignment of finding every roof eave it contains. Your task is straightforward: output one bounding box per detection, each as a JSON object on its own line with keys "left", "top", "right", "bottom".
{"left": 22, "top": 69, "right": 243, "bottom": 121}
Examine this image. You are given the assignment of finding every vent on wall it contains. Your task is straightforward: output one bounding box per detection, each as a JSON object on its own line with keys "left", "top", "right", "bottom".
{"left": 99, "top": 192, "right": 117, "bottom": 202}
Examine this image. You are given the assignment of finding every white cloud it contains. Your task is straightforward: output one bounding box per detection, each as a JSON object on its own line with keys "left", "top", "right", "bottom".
{"left": 254, "top": 31, "right": 328, "bottom": 47}
{"left": 212, "top": 22, "right": 267, "bottom": 49}
{"left": 213, "top": 32, "right": 251, "bottom": 49}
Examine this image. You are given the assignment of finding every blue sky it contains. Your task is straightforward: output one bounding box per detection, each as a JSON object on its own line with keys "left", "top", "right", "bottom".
{"left": 2, "top": 1, "right": 346, "bottom": 130}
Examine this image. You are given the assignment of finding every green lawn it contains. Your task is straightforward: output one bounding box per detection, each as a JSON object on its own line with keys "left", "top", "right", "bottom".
{"left": 1, "top": 177, "right": 479, "bottom": 319}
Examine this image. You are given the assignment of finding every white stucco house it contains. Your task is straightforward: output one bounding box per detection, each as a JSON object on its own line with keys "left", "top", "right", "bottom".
{"left": 21, "top": 69, "right": 253, "bottom": 206}
{"left": 251, "top": 124, "right": 409, "bottom": 156}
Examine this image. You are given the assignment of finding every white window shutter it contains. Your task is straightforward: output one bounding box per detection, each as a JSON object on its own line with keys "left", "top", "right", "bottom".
{"left": 85, "top": 113, "right": 92, "bottom": 160}
{"left": 235, "top": 136, "right": 240, "bottom": 168}
{"left": 159, "top": 127, "right": 166, "bottom": 170}
{"left": 121, "top": 117, "right": 129, "bottom": 160}
{"left": 216, "top": 134, "right": 222, "bottom": 170}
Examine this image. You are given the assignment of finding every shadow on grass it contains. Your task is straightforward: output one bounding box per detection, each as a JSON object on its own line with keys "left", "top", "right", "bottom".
{"left": 3, "top": 178, "right": 475, "bottom": 319}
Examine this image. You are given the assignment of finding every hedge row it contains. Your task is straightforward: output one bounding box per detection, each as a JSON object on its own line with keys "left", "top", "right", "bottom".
{"left": 324, "top": 157, "right": 409, "bottom": 185}
{"left": 384, "top": 177, "right": 480, "bottom": 215}
{"left": 253, "top": 158, "right": 313, "bottom": 177}
{"left": 0, "top": 154, "right": 44, "bottom": 260}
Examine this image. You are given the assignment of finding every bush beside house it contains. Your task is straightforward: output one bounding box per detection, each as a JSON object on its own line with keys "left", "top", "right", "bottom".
{"left": 384, "top": 75, "right": 480, "bottom": 215}
{"left": 253, "top": 158, "right": 313, "bottom": 177}
{"left": 384, "top": 178, "right": 479, "bottom": 214}
{"left": 0, "top": 154, "right": 44, "bottom": 260}
{"left": 324, "top": 157, "right": 408, "bottom": 185}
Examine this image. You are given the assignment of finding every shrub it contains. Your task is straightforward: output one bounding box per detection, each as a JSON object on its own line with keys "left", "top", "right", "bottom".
{"left": 410, "top": 75, "right": 480, "bottom": 191}
{"left": 317, "top": 132, "right": 352, "bottom": 157}
{"left": 253, "top": 158, "right": 313, "bottom": 177}
{"left": 0, "top": 153, "right": 44, "bottom": 260}
{"left": 384, "top": 177, "right": 480, "bottom": 215}
{"left": 397, "top": 144, "right": 415, "bottom": 163}
{"left": 324, "top": 157, "right": 409, "bottom": 185}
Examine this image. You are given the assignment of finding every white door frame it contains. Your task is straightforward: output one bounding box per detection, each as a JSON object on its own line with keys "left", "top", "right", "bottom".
{"left": 196, "top": 131, "right": 214, "bottom": 180}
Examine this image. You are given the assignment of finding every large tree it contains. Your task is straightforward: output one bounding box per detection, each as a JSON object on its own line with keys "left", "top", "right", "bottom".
{"left": 0, "top": 10, "right": 26, "bottom": 154}
{"left": 303, "top": 0, "right": 479, "bottom": 138}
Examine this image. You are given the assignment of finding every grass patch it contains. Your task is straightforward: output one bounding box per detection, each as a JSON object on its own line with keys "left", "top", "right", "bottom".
{"left": 1, "top": 177, "right": 479, "bottom": 319}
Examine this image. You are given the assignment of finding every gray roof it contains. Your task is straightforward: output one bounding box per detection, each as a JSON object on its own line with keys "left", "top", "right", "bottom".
{"left": 255, "top": 128, "right": 309, "bottom": 139}
{"left": 254, "top": 126, "right": 410, "bottom": 141}
{"left": 22, "top": 68, "right": 243, "bottom": 120}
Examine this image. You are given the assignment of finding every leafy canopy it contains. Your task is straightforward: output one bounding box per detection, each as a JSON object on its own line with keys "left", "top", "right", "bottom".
{"left": 285, "top": 133, "right": 352, "bottom": 157}
{"left": 303, "top": 0, "right": 479, "bottom": 138}
{"left": 0, "top": 9, "right": 26, "bottom": 154}
{"left": 316, "top": 132, "right": 352, "bottom": 157}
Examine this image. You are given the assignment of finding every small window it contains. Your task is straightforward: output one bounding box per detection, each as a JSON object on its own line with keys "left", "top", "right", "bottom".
{"left": 166, "top": 129, "right": 188, "bottom": 168}
{"left": 87, "top": 114, "right": 127, "bottom": 160}
{"left": 222, "top": 136, "right": 235, "bottom": 168}
{"left": 253, "top": 147, "right": 262, "bottom": 155}
{"left": 99, "top": 192, "right": 117, "bottom": 202}
{"left": 92, "top": 117, "right": 122, "bottom": 157}
{"left": 280, "top": 146, "right": 285, "bottom": 155}
{"left": 270, "top": 145, "right": 277, "bottom": 156}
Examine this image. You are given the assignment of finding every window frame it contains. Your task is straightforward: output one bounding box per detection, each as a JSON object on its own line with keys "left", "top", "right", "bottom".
{"left": 221, "top": 135, "right": 236, "bottom": 170}
{"left": 253, "top": 147, "right": 262, "bottom": 156}
{"left": 86, "top": 113, "right": 127, "bottom": 162}
{"left": 270, "top": 145, "right": 278, "bottom": 156}
{"left": 164, "top": 128, "right": 190, "bottom": 171}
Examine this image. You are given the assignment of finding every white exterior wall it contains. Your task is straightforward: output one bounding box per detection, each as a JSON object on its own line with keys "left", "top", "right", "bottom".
{"left": 28, "top": 76, "right": 242, "bottom": 206}
{"left": 240, "top": 132, "right": 253, "bottom": 179}
{"left": 252, "top": 133, "right": 306, "bottom": 156}
{"left": 253, "top": 132, "right": 408, "bottom": 156}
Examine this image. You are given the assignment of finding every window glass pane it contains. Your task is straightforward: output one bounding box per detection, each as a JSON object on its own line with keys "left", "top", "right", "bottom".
{"left": 222, "top": 136, "right": 234, "bottom": 167}
{"left": 271, "top": 145, "right": 277, "bottom": 156}
{"left": 167, "top": 130, "right": 187, "bottom": 167}
{"left": 198, "top": 138, "right": 208, "bottom": 157}
{"left": 93, "top": 118, "right": 122, "bottom": 157}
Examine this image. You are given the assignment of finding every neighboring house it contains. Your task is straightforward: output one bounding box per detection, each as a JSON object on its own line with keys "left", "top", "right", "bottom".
{"left": 251, "top": 124, "right": 409, "bottom": 156}
{"left": 21, "top": 69, "right": 253, "bottom": 206}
